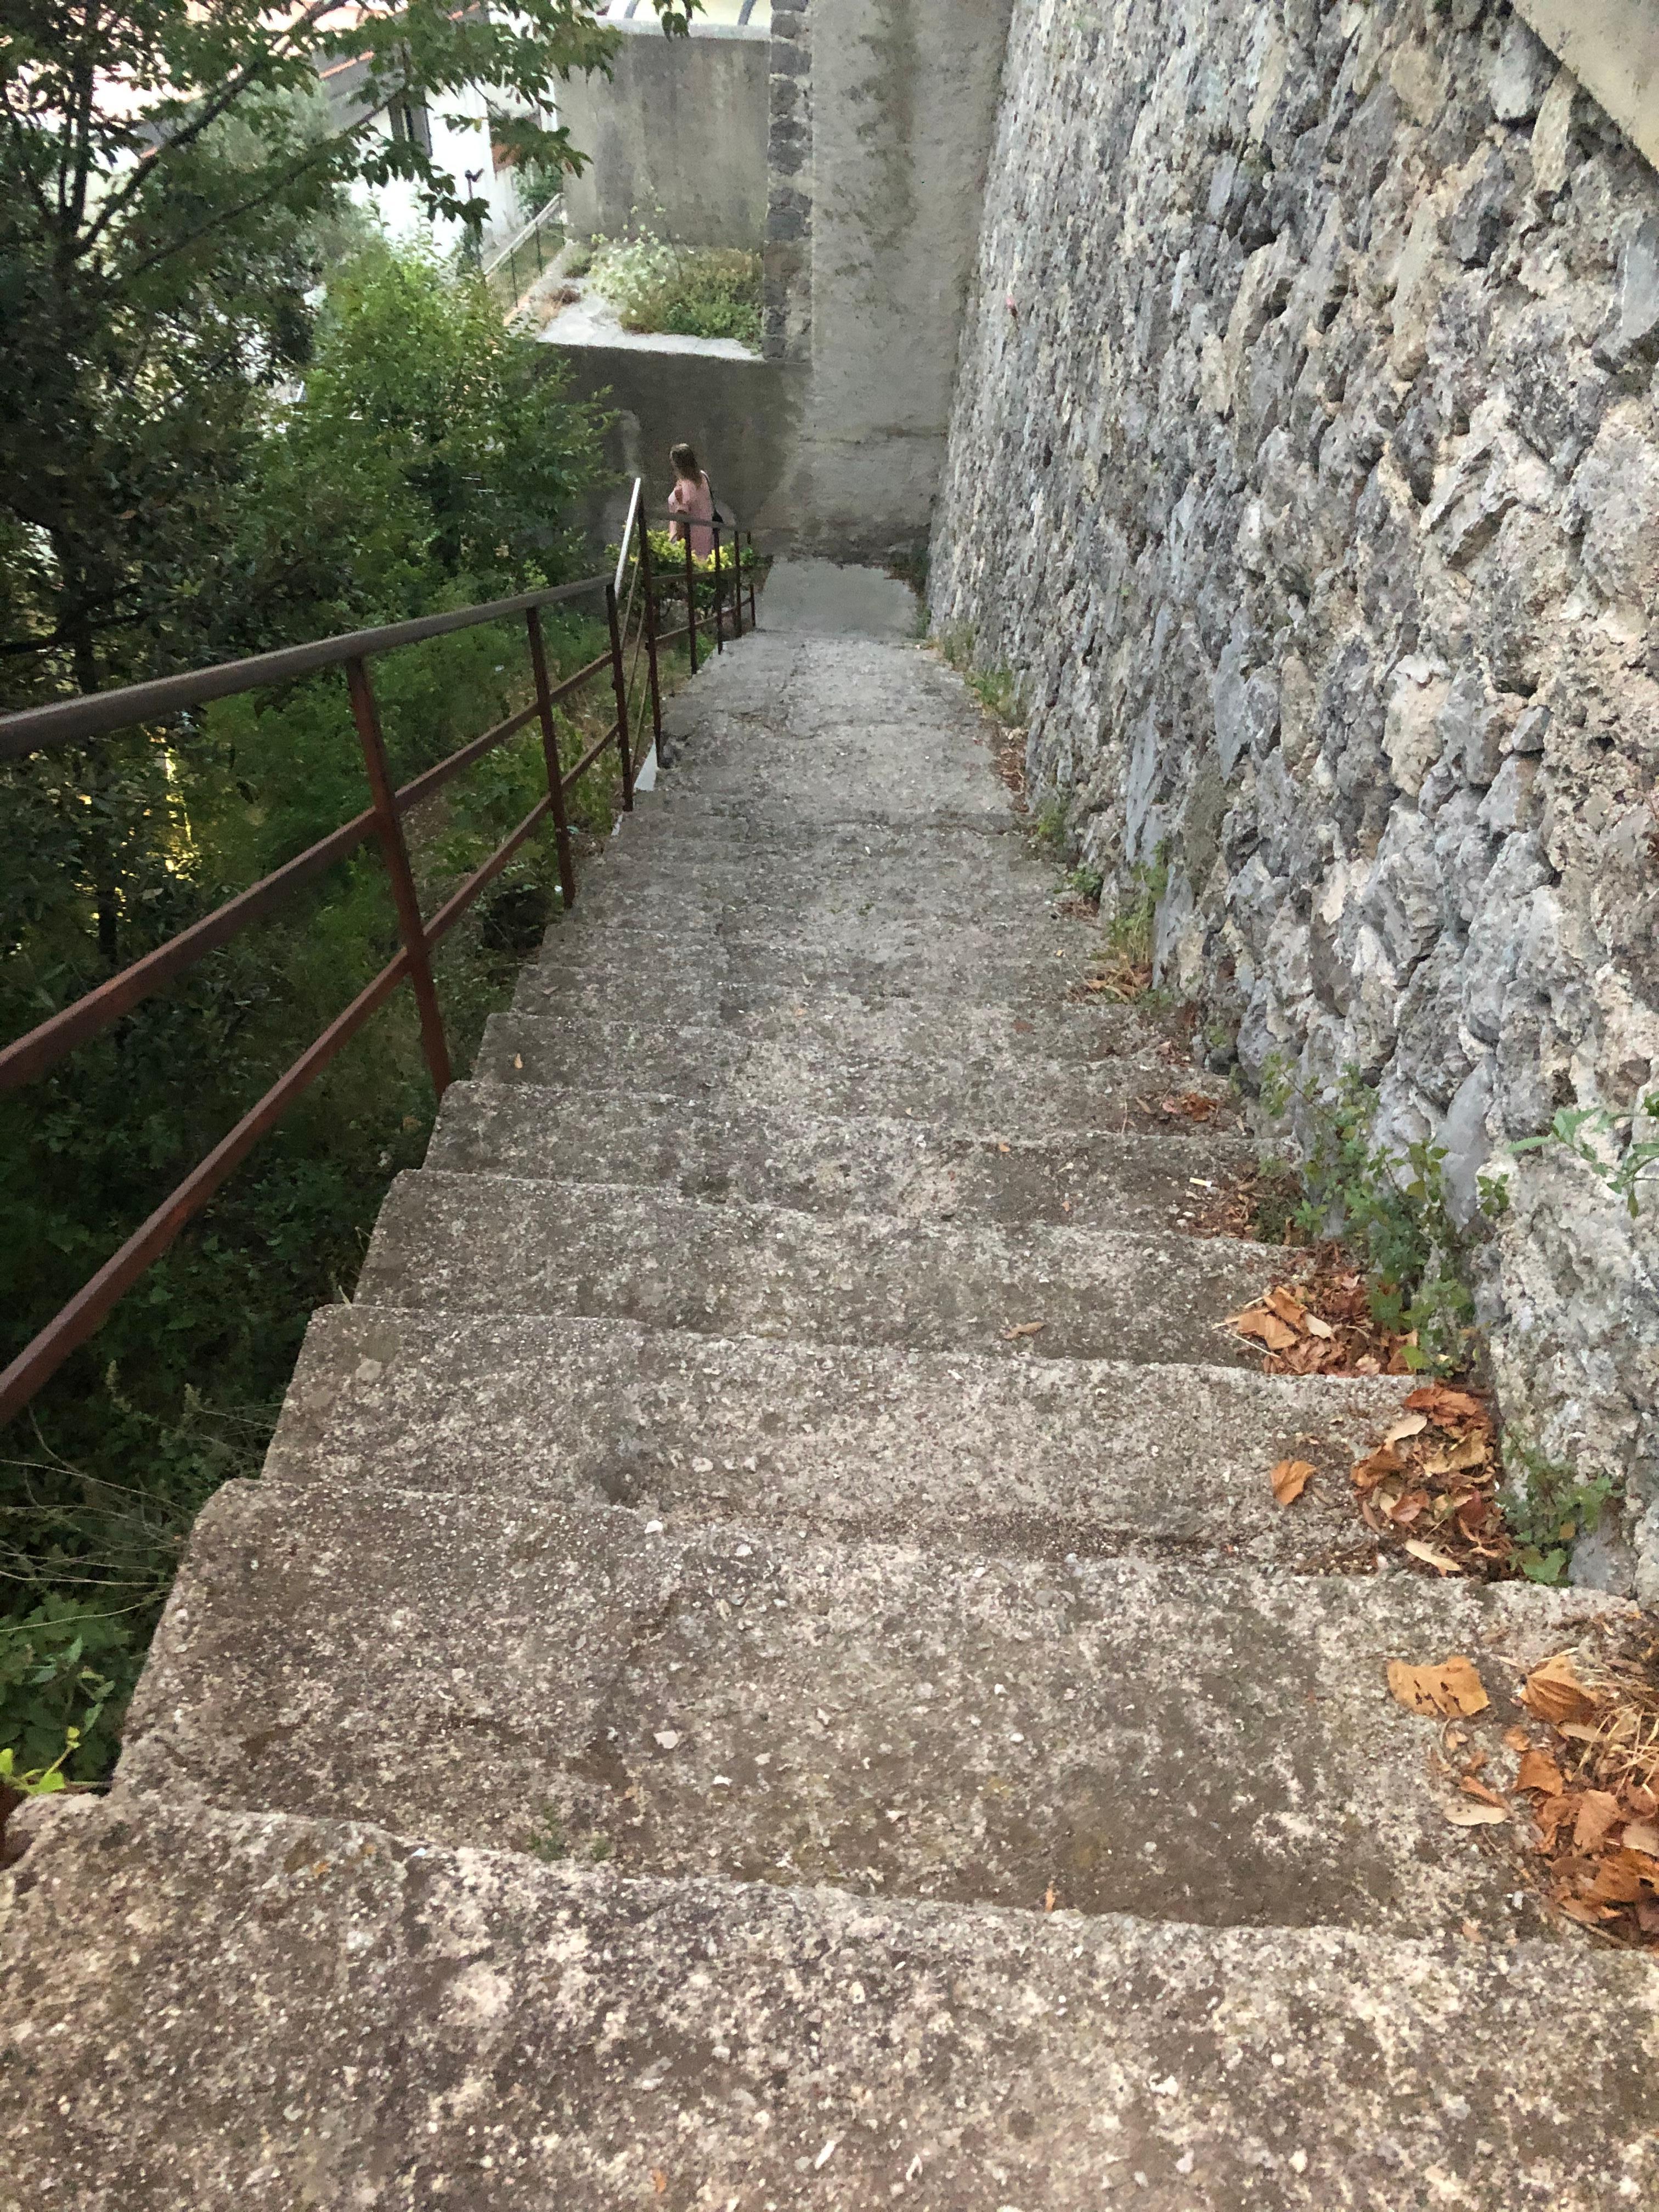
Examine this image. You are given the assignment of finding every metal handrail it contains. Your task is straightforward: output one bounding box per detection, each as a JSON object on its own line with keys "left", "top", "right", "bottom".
{"left": 0, "top": 486, "right": 684, "bottom": 1427}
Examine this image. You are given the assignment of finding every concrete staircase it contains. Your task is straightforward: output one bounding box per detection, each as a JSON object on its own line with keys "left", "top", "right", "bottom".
{"left": 3, "top": 604, "right": 1657, "bottom": 2207}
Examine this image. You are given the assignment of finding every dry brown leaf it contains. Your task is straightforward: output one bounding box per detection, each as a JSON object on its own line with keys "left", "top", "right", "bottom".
{"left": 1573, "top": 1790, "right": 1626, "bottom": 1853}
{"left": 1460, "top": 1776, "right": 1509, "bottom": 1808}
{"left": 1522, "top": 1652, "right": 1599, "bottom": 1726}
{"left": 1043, "top": 1884, "right": 1056, "bottom": 1912}
{"left": 1443, "top": 1801, "right": 1508, "bottom": 1826}
{"left": 1352, "top": 1445, "right": 1408, "bottom": 1491}
{"left": 1622, "top": 1820, "right": 1659, "bottom": 1858}
{"left": 1270, "top": 1457, "right": 1316, "bottom": 1506}
{"left": 1403, "top": 1538, "right": 1463, "bottom": 1576}
{"left": 1385, "top": 1412, "right": 1429, "bottom": 1446}
{"left": 651, "top": 2172, "right": 668, "bottom": 2197}
{"left": 1264, "top": 1286, "right": 1309, "bottom": 1329}
{"left": 1004, "top": 1321, "right": 1046, "bottom": 1340}
{"left": 1387, "top": 1654, "right": 1490, "bottom": 1718}
{"left": 1503, "top": 1725, "right": 1532, "bottom": 1753}
{"left": 1304, "top": 1313, "right": 1336, "bottom": 1340}
{"left": 1515, "top": 1749, "right": 1565, "bottom": 1796}
{"left": 1421, "top": 1433, "right": 1491, "bottom": 1477}
{"left": 1404, "top": 1384, "right": 1489, "bottom": 1424}
{"left": 1229, "top": 1305, "right": 1299, "bottom": 1352}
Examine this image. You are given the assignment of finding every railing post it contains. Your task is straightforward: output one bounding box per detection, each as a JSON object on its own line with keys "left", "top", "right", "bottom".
{"left": 747, "top": 531, "right": 758, "bottom": 626}
{"left": 639, "top": 526, "right": 664, "bottom": 751}
{"left": 605, "top": 579, "right": 635, "bottom": 811}
{"left": 526, "top": 605, "right": 578, "bottom": 910}
{"left": 684, "top": 532, "right": 699, "bottom": 675}
{"left": 730, "top": 520, "right": 743, "bottom": 641}
{"left": 345, "top": 656, "right": 453, "bottom": 1098}
{"left": 712, "top": 522, "right": 725, "bottom": 654}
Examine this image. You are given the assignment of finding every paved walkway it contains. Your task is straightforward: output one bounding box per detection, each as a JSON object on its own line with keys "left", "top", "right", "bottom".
{"left": 3, "top": 595, "right": 1655, "bottom": 2205}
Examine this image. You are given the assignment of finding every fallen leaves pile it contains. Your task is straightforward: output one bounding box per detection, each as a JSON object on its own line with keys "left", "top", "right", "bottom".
{"left": 1225, "top": 1253, "right": 1423, "bottom": 1377}
{"left": 1348, "top": 1383, "right": 1512, "bottom": 1579}
{"left": 1075, "top": 952, "right": 1152, "bottom": 1003}
{"left": 1514, "top": 1643, "right": 1659, "bottom": 1944}
{"left": 1147, "top": 1088, "right": 1224, "bottom": 1125}
{"left": 1387, "top": 1638, "right": 1659, "bottom": 1950}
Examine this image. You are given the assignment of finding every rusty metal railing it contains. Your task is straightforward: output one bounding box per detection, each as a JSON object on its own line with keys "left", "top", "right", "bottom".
{"left": 0, "top": 479, "right": 751, "bottom": 1428}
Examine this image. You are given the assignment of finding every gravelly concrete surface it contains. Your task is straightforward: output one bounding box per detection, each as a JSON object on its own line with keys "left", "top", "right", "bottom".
{"left": 4, "top": 1802, "right": 1657, "bottom": 2211}
{"left": 6, "top": 619, "right": 1656, "bottom": 2203}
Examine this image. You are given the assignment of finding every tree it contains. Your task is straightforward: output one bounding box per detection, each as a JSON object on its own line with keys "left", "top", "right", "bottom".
{"left": 0, "top": 0, "right": 699, "bottom": 706}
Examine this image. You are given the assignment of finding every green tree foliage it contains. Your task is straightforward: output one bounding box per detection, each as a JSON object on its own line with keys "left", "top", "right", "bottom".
{"left": 0, "top": 0, "right": 698, "bottom": 701}
{"left": 0, "top": 238, "right": 624, "bottom": 1781}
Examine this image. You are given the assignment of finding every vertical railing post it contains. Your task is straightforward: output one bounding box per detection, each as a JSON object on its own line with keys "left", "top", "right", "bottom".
{"left": 730, "top": 519, "right": 743, "bottom": 641}
{"left": 526, "top": 605, "right": 578, "bottom": 911}
{"left": 345, "top": 655, "right": 453, "bottom": 1098}
{"left": 712, "top": 522, "right": 725, "bottom": 654}
{"left": 747, "top": 531, "right": 758, "bottom": 626}
{"left": 684, "top": 532, "right": 699, "bottom": 675}
{"left": 639, "top": 524, "right": 664, "bottom": 752}
{"left": 605, "top": 579, "right": 635, "bottom": 811}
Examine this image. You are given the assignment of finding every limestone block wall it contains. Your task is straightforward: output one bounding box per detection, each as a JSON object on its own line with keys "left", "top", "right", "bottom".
{"left": 930, "top": 0, "right": 1659, "bottom": 1592}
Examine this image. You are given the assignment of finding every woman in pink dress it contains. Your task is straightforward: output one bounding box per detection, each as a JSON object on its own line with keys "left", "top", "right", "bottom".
{"left": 665, "top": 442, "right": 715, "bottom": 560}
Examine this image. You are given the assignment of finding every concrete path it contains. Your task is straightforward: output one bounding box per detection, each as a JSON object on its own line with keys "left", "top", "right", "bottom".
{"left": 756, "top": 555, "right": 918, "bottom": 636}
{"left": 3, "top": 610, "right": 1656, "bottom": 2206}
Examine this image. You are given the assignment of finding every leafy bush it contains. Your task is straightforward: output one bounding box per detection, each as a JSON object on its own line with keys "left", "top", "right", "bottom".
{"left": 586, "top": 236, "right": 762, "bottom": 346}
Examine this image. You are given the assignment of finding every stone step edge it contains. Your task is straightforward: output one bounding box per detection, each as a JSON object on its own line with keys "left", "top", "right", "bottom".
{"left": 435, "top": 1078, "right": 1258, "bottom": 1156}
{"left": 368, "top": 1169, "right": 1288, "bottom": 1266}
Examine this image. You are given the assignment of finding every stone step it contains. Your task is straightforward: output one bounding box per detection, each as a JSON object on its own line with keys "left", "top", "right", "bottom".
{"left": 355, "top": 1174, "right": 1279, "bottom": 1365}
{"left": 556, "top": 850, "right": 1064, "bottom": 936}
{"left": 505, "top": 968, "right": 1172, "bottom": 1066}
{"left": 511, "top": 948, "right": 1150, "bottom": 1041}
{"left": 531, "top": 913, "right": 1110, "bottom": 1005}
{"left": 428, "top": 1084, "right": 1255, "bottom": 1234}
{"left": 12, "top": 1803, "right": 1656, "bottom": 2209}
{"left": 630, "top": 737, "right": 1012, "bottom": 825}
{"left": 268, "top": 1306, "right": 1408, "bottom": 1565}
{"left": 120, "top": 1479, "right": 1626, "bottom": 1938}
{"left": 473, "top": 1012, "right": 1238, "bottom": 1133}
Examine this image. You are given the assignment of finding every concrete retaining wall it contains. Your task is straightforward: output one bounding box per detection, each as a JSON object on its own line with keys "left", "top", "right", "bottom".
{"left": 560, "top": 21, "right": 770, "bottom": 248}
{"left": 763, "top": 0, "right": 1015, "bottom": 560}
{"left": 931, "top": 0, "right": 1659, "bottom": 1595}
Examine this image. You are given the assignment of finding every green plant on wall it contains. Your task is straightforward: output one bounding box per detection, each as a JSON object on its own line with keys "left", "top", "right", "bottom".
{"left": 1503, "top": 1094, "right": 1659, "bottom": 1218}
{"left": 1259, "top": 1061, "right": 1476, "bottom": 1374}
{"left": 585, "top": 235, "right": 762, "bottom": 346}
{"left": 1502, "top": 1437, "right": 1620, "bottom": 1585}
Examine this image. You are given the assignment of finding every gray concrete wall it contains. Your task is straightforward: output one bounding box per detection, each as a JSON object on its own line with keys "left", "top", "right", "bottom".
{"left": 1515, "top": 0, "right": 1659, "bottom": 174}
{"left": 544, "top": 331, "right": 803, "bottom": 553}
{"left": 931, "top": 0, "right": 1659, "bottom": 1596}
{"left": 759, "top": 0, "right": 1016, "bottom": 560}
{"left": 560, "top": 21, "right": 769, "bottom": 248}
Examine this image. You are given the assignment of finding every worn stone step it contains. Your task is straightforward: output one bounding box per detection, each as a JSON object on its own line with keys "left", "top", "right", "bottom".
{"left": 531, "top": 912, "right": 1109, "bottom": 1006}
{"left": 428, "top": 1084, "right": 1254, "bottom": 1234}
{"left": 511, "top": 947, "right": 1152, "bottom": 1042}
{"left": 505, "top": 968, "right": 1170, "bottom": 1066}
{"left": 267, "top": 1306, "right": 1408, "bottom": 1566}
{"left": 631, "top": 735, "right": 1012, "bottom": 825}
{"left": 12, "top": 1802, "right": 1656, "bottom": 2210}
{"left": 356, "top": 1175, "right": 1278, "bottom": 1365}
{"left": 120, "top": 1480, "right": 1626, "bottom": 1939}
{"left": 473, "top": 1013, "right": 1237, "bottom": 1134}
{"left": 554, "top": 851, "right": 1065, "bottom": 938}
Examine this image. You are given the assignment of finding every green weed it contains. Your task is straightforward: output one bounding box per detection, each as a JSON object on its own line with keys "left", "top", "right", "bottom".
{"left": 1506, "top": 1093, "right": 1659, "bottom": 1218}
{"left": 585, "top": 235, "right": 762, "bottom": 347}
{"left": 966, "top": 664, "right": 1020, "bottom": 723}
{"left": 1258, "top": 1065, "right": 1477, "bottom": 1375}
{"left": 1502, "top": 1437, "right": 1619, "bottom": 1585}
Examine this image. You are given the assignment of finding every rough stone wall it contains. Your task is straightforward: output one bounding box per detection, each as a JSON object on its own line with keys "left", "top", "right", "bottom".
{"left": 930, "top": 0, "right": 1659, "bottom": 1593}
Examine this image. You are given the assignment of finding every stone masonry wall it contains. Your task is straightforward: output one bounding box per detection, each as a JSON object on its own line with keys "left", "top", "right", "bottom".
{"left": 930, "top": 0, "right": 1659, "bottom": 1593}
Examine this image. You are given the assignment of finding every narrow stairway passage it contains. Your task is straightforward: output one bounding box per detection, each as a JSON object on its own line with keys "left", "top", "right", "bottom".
{"left": 3, "top": 597, "right": 1656, "bottom": 2209}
